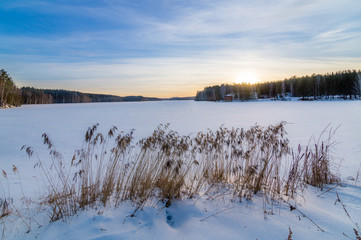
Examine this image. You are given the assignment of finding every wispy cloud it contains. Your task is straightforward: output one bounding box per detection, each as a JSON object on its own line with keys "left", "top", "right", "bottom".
{"left": 0, "top": 0, "right": 360, "bottom": 97}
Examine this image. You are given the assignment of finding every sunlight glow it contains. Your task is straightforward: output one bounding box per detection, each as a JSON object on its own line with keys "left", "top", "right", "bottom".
{"left": 234, "top": 71, "right": 259, "bottom": 85}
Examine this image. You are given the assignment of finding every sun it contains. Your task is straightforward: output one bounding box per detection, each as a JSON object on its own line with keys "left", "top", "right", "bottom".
{"left": 234, "top": 71, "right": 259, "bottom": 85}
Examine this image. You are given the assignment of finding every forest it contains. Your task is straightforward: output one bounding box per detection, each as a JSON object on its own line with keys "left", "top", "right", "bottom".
{"left": 195, "top": 70, "right": 361, "bottom": 101}
{"left": 20, "top": 88, "right": 194, "bottom": 104}
{"left": 20, "top": 87, "right": 163, "bottom": 104}
{"left": 0, "top": 69, "right": 162, "bottom": 107}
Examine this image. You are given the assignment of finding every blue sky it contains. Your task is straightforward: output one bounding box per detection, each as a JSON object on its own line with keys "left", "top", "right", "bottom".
{"left": 1, "top": 0, "right": 360, "bottom": 97}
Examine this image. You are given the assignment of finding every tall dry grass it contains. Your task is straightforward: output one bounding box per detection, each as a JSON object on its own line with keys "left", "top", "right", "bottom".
{"left": 16, "top": 122, "right": 337, "bottom": 222}
{"left": 284, "top": 125, "right": 339, "bottom": 198}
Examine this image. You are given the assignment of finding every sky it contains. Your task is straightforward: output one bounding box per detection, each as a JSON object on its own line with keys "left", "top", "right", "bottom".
{"left": 0, "top": 0, "right": 360, "bottom": 97}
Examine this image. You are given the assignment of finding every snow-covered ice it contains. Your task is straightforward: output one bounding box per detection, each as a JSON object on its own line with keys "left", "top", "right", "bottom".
{"left": 1, "top": 100, "right": 361, "bottom": 239}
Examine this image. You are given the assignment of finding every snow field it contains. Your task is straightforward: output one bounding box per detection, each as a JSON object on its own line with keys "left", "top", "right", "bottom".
{"left": 1, "top": 100, "right": 361, "bottom": 239}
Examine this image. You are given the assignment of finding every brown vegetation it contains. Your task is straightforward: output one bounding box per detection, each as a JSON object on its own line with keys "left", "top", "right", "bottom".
{"left": 15, "top": 122, "right": 337, "bottom": 222}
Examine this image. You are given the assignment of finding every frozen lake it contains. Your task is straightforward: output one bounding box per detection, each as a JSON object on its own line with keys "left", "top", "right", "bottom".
{"left": 1, "top": 100, "right": 361, "bottom": 184}
{"left": 2, "top": 100, "right": 361, "bottom": 240}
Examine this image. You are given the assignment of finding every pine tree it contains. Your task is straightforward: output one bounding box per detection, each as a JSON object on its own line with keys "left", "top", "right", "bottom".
{"left": 0, "top": 69, "right": 22, "bottom": 107}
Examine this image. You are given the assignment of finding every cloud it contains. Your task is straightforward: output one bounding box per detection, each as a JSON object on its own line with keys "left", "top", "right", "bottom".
{"left": 1, "top": 0, "right": 361, "bottom": 97}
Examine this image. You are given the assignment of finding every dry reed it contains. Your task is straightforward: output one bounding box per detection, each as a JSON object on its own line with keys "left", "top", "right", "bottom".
{"left": 12, "top": 122, "right": 337, "bottom": 223}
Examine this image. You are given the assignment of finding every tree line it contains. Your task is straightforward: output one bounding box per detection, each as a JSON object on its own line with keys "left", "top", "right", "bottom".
{"left": 21, "top": 87, "right": 163, "bottom": 104}
{"left": 0, "top": 68, "right": 163, "bottom": 106}
{"left": 195, "top": 70, "right": 361, "bottom": 101}
{"left": 2, "top": 68, "right": 360, "bottom": 107}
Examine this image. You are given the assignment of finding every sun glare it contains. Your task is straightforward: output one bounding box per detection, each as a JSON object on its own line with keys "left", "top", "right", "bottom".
{"left": 234, "top": 71, "right": 259, "bottom": 85}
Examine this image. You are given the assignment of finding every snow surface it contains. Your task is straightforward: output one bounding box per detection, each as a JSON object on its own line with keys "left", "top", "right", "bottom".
{"left": 1, "top": 100, "right": 361, "bottom": 239}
